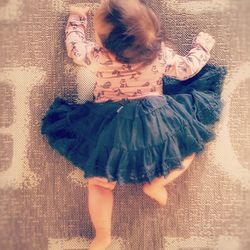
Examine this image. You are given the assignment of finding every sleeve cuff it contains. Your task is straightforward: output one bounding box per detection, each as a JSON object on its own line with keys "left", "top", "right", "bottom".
{"left": 192, "top": 32, "right": 215, "bottom": 53}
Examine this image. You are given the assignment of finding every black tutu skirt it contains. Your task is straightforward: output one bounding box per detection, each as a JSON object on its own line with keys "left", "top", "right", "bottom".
{"left": 40, "top": 64, "right": 227, "bottom": 185}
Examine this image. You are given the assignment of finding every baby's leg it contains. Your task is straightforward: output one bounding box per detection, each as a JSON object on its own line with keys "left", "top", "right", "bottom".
{"left": 87, "top": 177, "right": 117, "bottom": 250}
{"left": 153, "top": 153, "right": 196, "bottom": 186}
{"left": 143, "top": 181, "right": 168, "bottom": 207}
{"left": 143, "top": 153, "right": 196, "bottom": 206}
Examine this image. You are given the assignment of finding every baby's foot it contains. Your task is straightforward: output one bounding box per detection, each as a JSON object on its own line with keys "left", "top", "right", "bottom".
{"left": 143, "top": 184, "right": 168, "bottom": 207}
{"left": 88, "top": 235, "right": 111, "bottom": 250}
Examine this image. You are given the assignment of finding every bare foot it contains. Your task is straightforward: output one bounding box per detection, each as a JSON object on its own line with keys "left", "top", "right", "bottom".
{"left": 143, "top": 184, "right": 168, "bottom": 207}
{"left": 88, "top": 235, "right": 111, "bottom": 250}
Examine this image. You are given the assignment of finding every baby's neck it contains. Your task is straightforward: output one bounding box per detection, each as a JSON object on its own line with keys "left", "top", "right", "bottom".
{"left": 101, "top": 48, "right": 116, "bottom": 62}
{"left": 108, "top": 52, "right": 116, "bottom": 61}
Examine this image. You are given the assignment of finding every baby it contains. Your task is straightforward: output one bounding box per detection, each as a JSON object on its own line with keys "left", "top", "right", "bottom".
{"left": 66, "top": 2, "right": 215, "bottom": 103}
{"left": 61, "top": 1, "right": 218, "bottom": 249}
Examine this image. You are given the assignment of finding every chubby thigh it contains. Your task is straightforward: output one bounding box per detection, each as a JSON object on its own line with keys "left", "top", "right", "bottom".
{"left": 87, "top": 177, "right": 117, "bottom": 190}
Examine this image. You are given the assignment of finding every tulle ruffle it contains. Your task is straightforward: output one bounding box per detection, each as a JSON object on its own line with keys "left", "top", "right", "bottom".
{"left": 41, "top": 64, "right": 227, "bottom": 184}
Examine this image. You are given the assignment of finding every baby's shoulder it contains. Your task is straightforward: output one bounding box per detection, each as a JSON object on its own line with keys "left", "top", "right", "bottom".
{"left": 89, "top": 45, "right": 117, "bottom": 66}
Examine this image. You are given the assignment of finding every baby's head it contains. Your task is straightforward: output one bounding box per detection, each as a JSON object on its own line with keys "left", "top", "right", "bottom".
{"left": 93, "top": 0, "right": 162, "bottom": 66}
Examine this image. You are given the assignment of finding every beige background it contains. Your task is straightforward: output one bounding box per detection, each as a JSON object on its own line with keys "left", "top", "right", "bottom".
{"left": 0, "top": 0, "right": 250, "bottom": 249}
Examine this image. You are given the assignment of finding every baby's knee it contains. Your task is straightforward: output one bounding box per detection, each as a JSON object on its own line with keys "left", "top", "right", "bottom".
{"left": 88, "top": 177, "right": 117, "bottom": 190}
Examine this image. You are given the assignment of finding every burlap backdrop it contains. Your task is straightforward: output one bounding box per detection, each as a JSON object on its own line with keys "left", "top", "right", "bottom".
{"left": 0, "top": 0, "right": 249, "bottom": 249}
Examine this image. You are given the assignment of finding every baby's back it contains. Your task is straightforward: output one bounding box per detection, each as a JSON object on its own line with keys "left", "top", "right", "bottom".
{"left": 92, "top": 47, "right": 165, "bottom": 103}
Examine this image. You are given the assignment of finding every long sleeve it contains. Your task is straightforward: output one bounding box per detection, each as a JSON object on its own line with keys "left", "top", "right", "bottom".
{"left": 65, "top": 12, "right": 99, "bottom": 68}
{"left": 162, "top": 32, "right": 215, "bottom": 81}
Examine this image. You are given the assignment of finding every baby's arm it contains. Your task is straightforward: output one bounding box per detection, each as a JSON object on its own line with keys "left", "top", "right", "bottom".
{"left": 65, "top": 6, "right": 98, "bottom": 67}
{"left": 162, "top": 32, "right": 215, "bottom": 81}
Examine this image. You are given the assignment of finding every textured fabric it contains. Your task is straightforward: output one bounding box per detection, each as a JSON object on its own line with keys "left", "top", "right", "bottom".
{"left": 65, "top": 13, "right": 214, "bottom": 103}
{"left": 40, "top": 64, "right": 226, "bottom": 184}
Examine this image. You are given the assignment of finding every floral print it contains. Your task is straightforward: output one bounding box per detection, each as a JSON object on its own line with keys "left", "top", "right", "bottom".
{"left": 65, "top": 13, "right": 214, "bottom": 102}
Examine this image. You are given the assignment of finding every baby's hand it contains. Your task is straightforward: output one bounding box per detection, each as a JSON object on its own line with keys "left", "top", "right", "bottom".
{"left": 193, "top": 32, "right": 215, "bottom": 52}
{"left": 69, "top": 6, "right": 90, "bottom": 16}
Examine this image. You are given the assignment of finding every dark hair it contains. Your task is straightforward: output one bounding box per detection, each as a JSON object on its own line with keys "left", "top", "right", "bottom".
{"left": 95, "top": 0, "right": 163, "bottom": 66}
